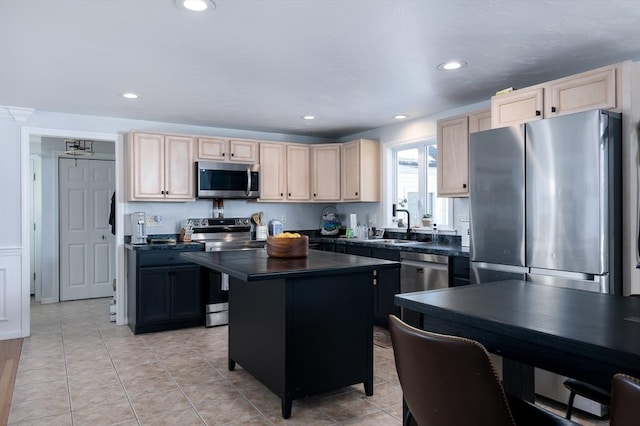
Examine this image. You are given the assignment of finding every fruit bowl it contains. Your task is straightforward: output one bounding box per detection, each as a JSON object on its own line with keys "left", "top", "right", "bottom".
{"left": 266, "top": 234, "right": 309, "bottom": 258}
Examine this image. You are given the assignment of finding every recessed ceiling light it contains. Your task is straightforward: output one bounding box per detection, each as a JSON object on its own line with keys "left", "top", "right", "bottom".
{"left": 175, "top": 0, "right": 214, "bottom": 12}
{"left": 394, "top": 115, "right": 408, "bottom": 120}
{"left": 302, "top": 115, "right": 315, "bottom": 120}
{"left": 122, "top": 92, "right": 139, "bottom": 99}
{"left": 438, "top": 60, "right": 467, "bottom": 71}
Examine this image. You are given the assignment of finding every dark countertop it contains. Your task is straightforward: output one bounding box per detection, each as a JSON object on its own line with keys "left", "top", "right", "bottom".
{"left": 124, "top": 233, "right": 468, "bottom": 258}
{"left": 311, "top": 236, "right": 469, "bottom": 257}
{"left": 181, "top": 249, "right": 399, "bottom": 282}
{"left": 125, "top": 241, "right": 205, "bottom": 251}
{"left": 394, "top": 280, "right": 640, "bottom": 391}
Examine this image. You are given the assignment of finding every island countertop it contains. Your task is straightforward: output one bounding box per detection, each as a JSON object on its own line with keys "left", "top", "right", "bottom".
{"left": 180, "top": 248, "right": 399, "bottom": 281}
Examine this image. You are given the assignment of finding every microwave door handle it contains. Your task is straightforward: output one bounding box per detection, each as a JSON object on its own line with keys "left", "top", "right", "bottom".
{"left": 246, "top": 167, "right": 251, "bottom": 196}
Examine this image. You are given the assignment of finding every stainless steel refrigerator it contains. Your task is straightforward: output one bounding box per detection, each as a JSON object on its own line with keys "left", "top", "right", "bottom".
{"left": 470, "top": 109, "right": 621, "bottom": 293}
{"left": 469, "top": 109, "right": 622, "bottom": 415}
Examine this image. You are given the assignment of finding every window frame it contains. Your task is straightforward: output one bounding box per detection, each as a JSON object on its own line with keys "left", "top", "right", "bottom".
{"left": 390, "top": 138, "right": 453, "bottom": 228}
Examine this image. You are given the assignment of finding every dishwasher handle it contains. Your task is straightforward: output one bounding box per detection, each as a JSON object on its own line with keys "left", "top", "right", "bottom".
{"left": 401, "top": 259, "right": 448, "bottom": 271}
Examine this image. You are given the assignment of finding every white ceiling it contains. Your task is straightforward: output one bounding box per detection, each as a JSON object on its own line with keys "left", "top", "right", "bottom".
{"left": 1, "top": 0, "right": 639, "bottom": 138}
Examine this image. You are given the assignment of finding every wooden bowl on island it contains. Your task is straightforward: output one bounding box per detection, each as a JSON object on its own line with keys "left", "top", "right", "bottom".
{"left": 266, "top": 234, "right": 309, "bottom": 258}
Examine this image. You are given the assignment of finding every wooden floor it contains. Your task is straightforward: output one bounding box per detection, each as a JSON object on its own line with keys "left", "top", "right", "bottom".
{"left": 0, "top": 338, "right": 22, "bottom": 426}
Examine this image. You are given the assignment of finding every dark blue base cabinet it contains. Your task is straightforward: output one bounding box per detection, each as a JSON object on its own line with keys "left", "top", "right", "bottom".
{"left": 127, "top": 250, "right": 204, "bottom": 334}
{"left": 343, "top": 246, "right": 401, "bottom": 328}
{"left": 228, "top": 272, "right": 374, "bottom": 419}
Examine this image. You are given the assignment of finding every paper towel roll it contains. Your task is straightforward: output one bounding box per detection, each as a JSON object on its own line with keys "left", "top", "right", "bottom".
{"left": 349, "top": 213, "right": 357, "bottom": 229}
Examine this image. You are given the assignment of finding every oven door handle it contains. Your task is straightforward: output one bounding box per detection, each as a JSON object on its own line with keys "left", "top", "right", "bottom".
{"left": 246, "top": 167, "right": 251, "bottom": 196}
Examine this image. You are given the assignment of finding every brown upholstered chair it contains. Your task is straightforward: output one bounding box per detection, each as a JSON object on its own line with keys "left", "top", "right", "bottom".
{"left": 610, "top": 373, "right": 640, "bottom": 426}
{"left": 388, "top": 314, "right": 578, "bottom": 426}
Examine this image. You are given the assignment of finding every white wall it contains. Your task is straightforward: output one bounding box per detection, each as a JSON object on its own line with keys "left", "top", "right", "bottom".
{"left": 0, "top": 112, "right": 26, "bottom": 339}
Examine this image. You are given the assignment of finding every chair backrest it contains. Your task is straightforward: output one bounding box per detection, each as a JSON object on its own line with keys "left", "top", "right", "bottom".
{"left": 388, "top": 315, "right": 515, "bottom": 426}
{"left": 610, "top": 373, "right": 640, "bottom": 426}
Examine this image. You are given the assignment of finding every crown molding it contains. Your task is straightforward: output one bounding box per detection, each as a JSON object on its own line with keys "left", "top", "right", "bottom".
{"left": 0, "top": 106, "right": 35, "bottom": 122}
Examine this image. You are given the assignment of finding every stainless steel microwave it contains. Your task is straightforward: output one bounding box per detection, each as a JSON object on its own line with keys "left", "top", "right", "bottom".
{"left": 196, "top": 161, "right": 260, "bottom": 199}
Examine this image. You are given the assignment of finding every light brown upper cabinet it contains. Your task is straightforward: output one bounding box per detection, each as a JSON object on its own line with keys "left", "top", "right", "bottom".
{"left": 258, "top": 142, "right": 310, "bottom": 202}
{"left": 469, "top": 109, "right": 492, "bottom": 133}
{"left": 197, "top": 137, "right": 259, "bottom": 163}
{"left": 491, "top": 63, "right": 619, "bottom": 128}
{"left": 259, "top": 142, "right": 287, "bottom": 201}
{"left": 341, "top": 139, "right": 380, "bottom": 202}
{"left": 311, "top": 144, "right": 341, "bottom": 202}
{"left": 491, "top": 87, "right": 544, "bottom": 128}
{"left": 286, "top": 144, "right": 311, "bottom": 201}
{"left": 437, "top": 114, "right": 469, "bottom": 197}
{"left": 545, "top": 65, "right": 617, "bottom": 117}
{"left": 127, "top": 132, "right": 195, "bottom": 201}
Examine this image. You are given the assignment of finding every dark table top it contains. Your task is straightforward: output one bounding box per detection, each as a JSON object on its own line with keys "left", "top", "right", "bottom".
{"left": 181, "top": 249, "right": 399, "bottom": 282}
{"left": 396, "top": 280, "right": 640, "bottom": 387}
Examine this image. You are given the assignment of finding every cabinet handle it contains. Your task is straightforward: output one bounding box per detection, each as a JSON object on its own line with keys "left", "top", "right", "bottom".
{"left": 231, "top": 152, "right": 235, "bottom": 157}
{"left": 222, "top": 152, "right": 226, "bottom": 157}
{"left": 463, "top": 183, "right": 467, "bottom": 189}
{"left": 535, "top": 110, "right": 541, "bottom": 116}
{"left": 161, "top": 190, "right": 165, "bottom": 194}
{"left": 551, "top": 106, "right": 557, "bottom": 113}
{"left": 280, "top": 192, "right": 284, "bottom": 196}
{"left": 314, "top": 193, "right": 317, "bottom": 197}
{"left": 355, "top": 192, "right": 358, "bottom": 196}
{"left": 288, "top": 193, "right": 291, "bottom": 196}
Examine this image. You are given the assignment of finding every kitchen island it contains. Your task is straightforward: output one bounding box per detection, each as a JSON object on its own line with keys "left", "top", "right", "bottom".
{"left": 181, "top": 249, "right": 400, "bottom": 419}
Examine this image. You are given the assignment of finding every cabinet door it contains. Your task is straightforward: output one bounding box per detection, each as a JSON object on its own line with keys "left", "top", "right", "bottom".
{"left": 546, "top": 65, "right": 617, "bottom": 117}
{"left": 341, "top": 139, "right": 380, "bottom": 202}
{"left": 345, "top": 245, "right": 372, "bottom": 257}
{"left": 341, "top": 140, "right": 361, "bottom": 201}
{"left": 312, "top": 144, "right": 341, "bottom": 201}
{"left": 229, "top": 139, "right": 258, "bottom": 163}
{"left": 129, "top": 132, "right": 165, "bottom": 200}
{"left": 198, "top": 137, "right": 227, "bottom": 160}
{"left": 138, "top": 266, "right": 172, "bottom": 323}
{"left": 469, "top": 109, "right": 492, "bottom": 133}
{"left": 171, "top": 265, "right": 201, "bottom": 319}
{"left": 375, "top": 268, "right": 400, "bottom": 325}
{"left": 491, "top": 87, "right": 543, "bottom": 128}
{"left": 286, "top": 144, "right": 310, "bottom": 201}
{"left": 259, "top": 143, "right": 286, "bottom": 201}
{"left": 437, "top": 115, "right": 469, "bottom": 197}
{"left": 164, "top": 135, "right": 195, "bottom": 200}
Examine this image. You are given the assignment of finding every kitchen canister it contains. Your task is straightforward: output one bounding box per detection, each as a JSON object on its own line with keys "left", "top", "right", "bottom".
{"left": 268, "top": 219, "right": 283, "bottom": 236}
{"left": 255, "top": 225, "right": 268, "bottom": 241}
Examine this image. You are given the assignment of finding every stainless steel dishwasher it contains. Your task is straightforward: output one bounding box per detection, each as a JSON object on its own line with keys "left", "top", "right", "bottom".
{"left": 400, "top": 251, "right": 449, "bottom": 325}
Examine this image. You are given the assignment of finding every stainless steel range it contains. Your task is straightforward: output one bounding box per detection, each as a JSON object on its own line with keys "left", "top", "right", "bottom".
{"left": 189, "top": 217, "right": 266, "bottom": 252}
{"left": 188, "top": 217, "right": 266, "bottom": 326}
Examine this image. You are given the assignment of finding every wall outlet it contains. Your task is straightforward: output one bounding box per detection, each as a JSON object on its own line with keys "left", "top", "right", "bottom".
{"left": 281, "top": 215, "right": 287, "bottom": 224}
{"left": 146, "top": 215, "right": 154, "bottom": 227}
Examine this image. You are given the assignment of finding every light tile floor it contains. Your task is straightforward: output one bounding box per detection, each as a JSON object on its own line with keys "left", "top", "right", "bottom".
{"left": 8, "top": 298, "right": 608, "bottom": 425}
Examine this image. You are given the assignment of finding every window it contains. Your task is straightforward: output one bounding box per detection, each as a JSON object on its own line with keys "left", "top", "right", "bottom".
{"left": 393, "top": 140, "right": 451, "bottom": 227}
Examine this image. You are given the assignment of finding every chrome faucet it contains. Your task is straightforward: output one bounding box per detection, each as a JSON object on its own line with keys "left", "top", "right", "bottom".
{"left": 392, "top": 204, "right": 411, "bottom": 238}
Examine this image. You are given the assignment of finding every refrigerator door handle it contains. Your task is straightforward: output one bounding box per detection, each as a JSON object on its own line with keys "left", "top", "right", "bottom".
{"left": 473, "top": 262, "right": 528, "bottom": 274}
{"left": 528, "top": 267, "right": 596, "bottom": 282}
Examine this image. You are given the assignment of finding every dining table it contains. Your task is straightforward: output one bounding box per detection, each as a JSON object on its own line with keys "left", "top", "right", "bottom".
{"left": 395, "top": 280, "right": 640, "bottom": 401}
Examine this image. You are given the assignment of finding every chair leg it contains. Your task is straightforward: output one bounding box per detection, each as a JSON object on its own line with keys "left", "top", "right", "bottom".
{"left": 404, "top": 410, "right": 414, "bottom": 426}
{"left": 566, "top": 391, "right": 576, "bottom": 419}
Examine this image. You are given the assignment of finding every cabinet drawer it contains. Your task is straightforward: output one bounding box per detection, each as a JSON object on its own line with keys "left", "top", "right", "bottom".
{"left": 138, "top": 251, "right": 199, "bottom": 267}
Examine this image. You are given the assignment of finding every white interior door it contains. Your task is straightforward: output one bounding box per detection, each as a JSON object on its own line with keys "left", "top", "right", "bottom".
{"left": 59, "top": 158, "right": 115, "bottom": 301}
